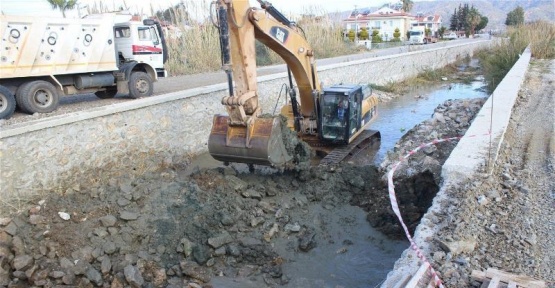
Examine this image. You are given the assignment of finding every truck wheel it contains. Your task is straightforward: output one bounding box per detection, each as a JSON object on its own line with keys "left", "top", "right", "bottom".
{"left": 128, "top": 72, "right": 153, "bottom": 99}
{"left": 95, "top": 87, "right": 118, "bottom": 99}
{"left": 16, "top": 80, "right": 60, "bottom": 114}
{"left": 0, "top": 86, "right": 16, "bottom": 120}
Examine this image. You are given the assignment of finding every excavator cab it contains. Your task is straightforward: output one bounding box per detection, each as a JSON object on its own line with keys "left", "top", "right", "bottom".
{"left": 319, "top": 85, "right": 365, "bottom": 144}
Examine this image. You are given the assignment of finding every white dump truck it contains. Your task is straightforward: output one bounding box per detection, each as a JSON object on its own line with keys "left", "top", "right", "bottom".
{"left": 409, "top": 26, "right": 437, "bottom": 45}
{"left": 0, "top": 13, "right": 168, "bottom": 119}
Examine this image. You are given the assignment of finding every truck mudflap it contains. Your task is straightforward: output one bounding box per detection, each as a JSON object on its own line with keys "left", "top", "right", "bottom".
{"left": 208, "top": 115, "right": 293, "bottom": 166}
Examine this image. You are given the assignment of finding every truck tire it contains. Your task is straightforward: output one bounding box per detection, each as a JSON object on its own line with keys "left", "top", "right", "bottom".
{"left": 128, "top": 72, "right": 153, "bottom": 99}
{"left": 95, "top": 87, "right": 118, "bottom": 99}
{"left": 16, "top": 80, "right": 60, "bottom": 114}
{"left": 0, "top": 85, "right": 16, "bottom": 120}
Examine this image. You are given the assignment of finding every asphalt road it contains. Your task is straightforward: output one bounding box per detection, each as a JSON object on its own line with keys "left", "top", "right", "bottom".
{"left": 2, "top": 38, "right": 483, "bottom": 127}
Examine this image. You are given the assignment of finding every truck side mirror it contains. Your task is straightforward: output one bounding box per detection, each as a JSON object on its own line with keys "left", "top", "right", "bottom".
{"left": 143, "top": 19, "right": 156, "bottom": 26}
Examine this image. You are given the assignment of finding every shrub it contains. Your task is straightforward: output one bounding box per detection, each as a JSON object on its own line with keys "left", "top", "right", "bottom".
{"left": 371, "top": 30, "right": 383, "bottom": 43}
{"left": 359, "top": 28, "right": 369, "bottom": 40}
{"left": 477, "top": 21, "right": 555, "bottom": 92}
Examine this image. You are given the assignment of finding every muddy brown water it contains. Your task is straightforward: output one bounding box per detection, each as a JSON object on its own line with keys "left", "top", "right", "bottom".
{"left": 186, "top": 72, "right": 488, "bottom": 287}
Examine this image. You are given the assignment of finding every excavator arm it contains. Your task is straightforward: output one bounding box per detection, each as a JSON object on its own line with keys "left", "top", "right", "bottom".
{"left": 208, "top": 0, "right": 321, "bottom": 167}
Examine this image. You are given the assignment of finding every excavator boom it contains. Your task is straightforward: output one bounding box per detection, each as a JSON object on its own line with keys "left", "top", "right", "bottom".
{"left": 208, "top": 0, "right": 320, "bottom": 167}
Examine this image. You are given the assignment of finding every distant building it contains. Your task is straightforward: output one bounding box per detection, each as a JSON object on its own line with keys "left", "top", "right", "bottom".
{"left": 342, "top": 5, "right": 444, "bottom": 41}
{"left": 342, "top": 7, "right": 412, "bottom": 41}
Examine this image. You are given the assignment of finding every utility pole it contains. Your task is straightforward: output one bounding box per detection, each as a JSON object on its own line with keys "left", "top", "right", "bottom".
{"left": 354, "top": 5, "right": 358, "bottom": 43}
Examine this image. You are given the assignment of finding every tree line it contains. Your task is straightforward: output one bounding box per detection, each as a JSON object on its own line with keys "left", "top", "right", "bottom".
{"left": 449, "top": 4, "right": 488, "bottom": 35}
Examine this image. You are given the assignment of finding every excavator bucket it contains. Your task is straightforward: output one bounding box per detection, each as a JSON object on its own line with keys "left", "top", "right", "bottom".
{"left": 208, "top": 115, "right": 293, "bottom": 166}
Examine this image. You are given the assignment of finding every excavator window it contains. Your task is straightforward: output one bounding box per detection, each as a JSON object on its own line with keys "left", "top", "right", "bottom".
{"left": 321, "top": 93, "right": 349, "bottom": 142}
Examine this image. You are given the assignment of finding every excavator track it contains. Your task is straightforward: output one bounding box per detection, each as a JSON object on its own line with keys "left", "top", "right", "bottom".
{"left": 318, "top": 130, "right": 380, "bottom": 166}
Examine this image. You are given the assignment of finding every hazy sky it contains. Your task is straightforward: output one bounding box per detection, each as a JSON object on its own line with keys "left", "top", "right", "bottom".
{"left": 1, "top": 0, "right": 395, "bottom": 18}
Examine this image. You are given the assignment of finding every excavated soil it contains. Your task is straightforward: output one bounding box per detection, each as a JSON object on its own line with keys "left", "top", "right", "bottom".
{"left": 2, "top": 58, "right": 532, "bottom": 288}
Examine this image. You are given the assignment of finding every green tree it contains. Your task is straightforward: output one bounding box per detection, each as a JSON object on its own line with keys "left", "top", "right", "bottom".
{"left": 359, "top": 27, "right": 369, "bottom": 40}
{"left": 393, "top": 27, "right": 401, "bottom": 40}
{"left": 371, "top": 30, "right": 383, "bottom": 43}
{"left": 449, "top": 8, "right": 459, "bottom": 31}
{"left": 438, "top": 26, "right": 446, "bottom": 38}
{"left": 425, "top": 28, "right": 431, "bottom": 37}
{"left": 477, "top": 15, "right": 489, "bottom": 31}
{"left": 46, "top": 0, "right": 78, "bottom": 18}
{"left": 505, "top": 6, "right": 525, "bottom": 26}
{"left": 401, "top": 0, "right": 413, "bottom": 13}
{"left": 347, "top": 29, "right": 355, "bottom": 42}
{"left": 467, "top": 7, "right": 482, "bottom": 35}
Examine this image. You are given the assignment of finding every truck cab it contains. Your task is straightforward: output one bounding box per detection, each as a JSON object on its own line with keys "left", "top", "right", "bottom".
{"left": 114, "top": 19, "right": 167, "bottom": 78}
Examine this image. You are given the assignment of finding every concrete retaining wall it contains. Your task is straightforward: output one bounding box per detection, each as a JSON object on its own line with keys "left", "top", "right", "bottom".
{"left": 382, "top": 47, "right": 532, "bottom": 287}
{"left": 0, "top": 40, "right": 491, "bottom": 206}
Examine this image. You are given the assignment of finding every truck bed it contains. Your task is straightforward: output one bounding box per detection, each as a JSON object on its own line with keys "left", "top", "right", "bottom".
{"left": 0, "top": 14, "right": 118, "bottom": 79}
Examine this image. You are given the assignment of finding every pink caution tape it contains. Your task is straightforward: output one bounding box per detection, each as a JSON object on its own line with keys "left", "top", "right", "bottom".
{"left": 386, "top": 132, "right": 490, "bottom": 287}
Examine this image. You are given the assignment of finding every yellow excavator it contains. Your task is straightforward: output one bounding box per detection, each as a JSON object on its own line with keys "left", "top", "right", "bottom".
{"left": 208, "top": 0, "right": 379, "bottom": 168}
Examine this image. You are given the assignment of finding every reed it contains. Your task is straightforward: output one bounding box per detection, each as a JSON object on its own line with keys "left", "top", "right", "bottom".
{"left": 160, "top": 3, "right": 355, "bottom": 76}
{"left": 477, "top": 21, "right": 555, "bottom": 92}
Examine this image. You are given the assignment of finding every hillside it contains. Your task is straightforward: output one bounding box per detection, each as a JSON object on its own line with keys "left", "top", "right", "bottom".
{"left": 413, "top": 0, "right": 554, "bottom": 30}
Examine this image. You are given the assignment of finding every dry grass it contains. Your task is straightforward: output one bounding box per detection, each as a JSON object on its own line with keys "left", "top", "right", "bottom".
{"left": 161, "top": 2, "right": 356, "bottom": 76}
{"left": 477, "top": 21, "right": 555, "bottom": 92}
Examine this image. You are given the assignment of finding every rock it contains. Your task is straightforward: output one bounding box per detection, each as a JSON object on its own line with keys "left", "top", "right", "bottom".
{"left": 225, "top": 175, "right": 247, "bottom": 192}
{"left": 49, "top": 270, "right": 65, "bottom": 279}
{"left": 4, "top": 222, "right": 17, "bottom": 236}
{"left": 103, "top": 241, "right": 117, "bottom": 254}
{"left": 436, "top": 239, "right": 476, "bottom": 255}
{"left": 192, "top": 245, "right": 210, "bottom": 265}
{"left": 433, "top": 251, "right": 446, "bottom": 262}
{"left": 214, "top": 247, "right": 226, "bottom": 256}
{"left": 86, "top": 267, "right": 103, "bottom": 286}
{"left": 178, "top": 238, "right": 194, "bottom": 257}
{"left": 258, "top": 201, "right": 276, "bottom": 213}
{"left": 13, "top": 254, "right": 33, "bottom": 271}
{"left": 60, "top": 257, "right": 74, "bottom": 269}
{"left": 0, "top": 245, "right": 13, "bottom": 264}
{"left": 477, "top": 195, "right": 489, "bottom": 206}
{"left": 207, "top": 232, "right": 233, "bottom": 249}
{"left": 180, "top": 261, "right": 211, "bottom": 283}
{"left": 153, "top": 268, "right": 167, "bottom": 287}
{"left": 11, "top": 236, "right": 24, "bottom": 255}
{"left": 250, "top": 217, "right": 265, "bottom": 227}
{"left": 99, "top": 215, "right": 117, "bottom": 227}
{"left": 219, "top": 213, "right": 234, "bottom": 226}
{"left": 29, "top": 215, "right": 46, "bottom": 225}
{"left": 241, "top": 189, "right": 262, "bottom": 200}
{"left": 119, "top": 211, "right": 139, "bottom": 221}
{"left": 226, "top": 244, "right": 241, "bottom": 257}
{"left": 124, "top": 265, "right": 144, "bottom": 288}
{"left": 117, "top": 198, "right": 131, "bottom": 207}
{"left": 101, "top": 257, "right": 112, "bottom": 274}
{"left": 62, "top": 272, "right": 76, "bottom": 285}
{"left": 433, "top": 112, "right": 446, "bottom": 123}
{"left": 0, "top": 218, "right": 11, "bottom": 226}
{"left": 0, "top": 266, "right": 10, "bottom": 286}
{"left": 347, "top": 175, "right": 365, "bottom": 189}
{"left": 58, "top": 212, "right": 71, "bottom": 221}
{"left": 264, "top": 223, "right": 279, "bottom": 242}
{"left": 298, "top": 231, "right": 317, "bottom": 252}
{"left": 284, "top": 223, "right": 301, "bottom": 233}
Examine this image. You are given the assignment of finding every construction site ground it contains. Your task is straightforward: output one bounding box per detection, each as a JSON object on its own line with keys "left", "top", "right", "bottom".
{"left": 0, "top": 59, "right": 553, "bottom": 288}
